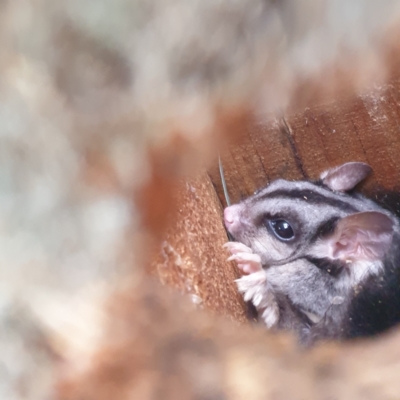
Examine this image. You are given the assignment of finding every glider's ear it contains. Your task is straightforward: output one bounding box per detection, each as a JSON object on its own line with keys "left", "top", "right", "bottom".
{"left": 320, "top": 162, "right": 372, "bottom": 192}
{"left": 324, "top": 211, "right": 394, "bottom": 261}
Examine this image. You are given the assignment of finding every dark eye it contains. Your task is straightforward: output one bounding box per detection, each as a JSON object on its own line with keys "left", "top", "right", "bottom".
{"left": 269, "top": 219, "right": 295, "bottom": 241}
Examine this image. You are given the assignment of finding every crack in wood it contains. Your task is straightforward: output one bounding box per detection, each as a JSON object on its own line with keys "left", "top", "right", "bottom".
{"left": 280, "top": 117, "right": 307, "bottom": 179}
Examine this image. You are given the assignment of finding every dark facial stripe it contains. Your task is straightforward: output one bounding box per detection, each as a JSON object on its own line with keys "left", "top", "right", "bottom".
{"left": 258, "top": 189, "right": 358, "bottom": 213}
{"left": 266, "top": 218, "right": 340, "bottom": 267}
{"left": 309, "top": 216, "right": 339, "bottom": 244}
{"left": 305, "top": 256, "right": 347, "bottom": 277}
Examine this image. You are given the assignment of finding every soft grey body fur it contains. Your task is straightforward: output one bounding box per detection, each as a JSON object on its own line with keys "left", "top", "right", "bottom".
{"left": 224, "top": 162, "right": 400, "bottom": 345}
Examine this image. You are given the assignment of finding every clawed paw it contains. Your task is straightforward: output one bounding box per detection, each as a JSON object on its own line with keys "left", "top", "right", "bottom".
{"left": 223, "top": 242, "right": 262, "bottom": 274}
{"left": 235, "top": 271, "right": 267, "bottom": 298}
{"left": 224, "top": 242, "right": 279, "bottom": 328}
{"left": 235, "top": 272, "right": 279, "bottom": 328}
{"left": 260, "top": 303, "right": 280, "bottom": 328}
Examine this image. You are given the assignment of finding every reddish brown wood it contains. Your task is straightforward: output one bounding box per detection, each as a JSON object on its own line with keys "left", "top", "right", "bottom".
{"left": 148, "top": 77, "right": 400, "bottom": 328}
{"left": 61, "top": 56, "right": 400, "bottom": 400}
{"left": 287, "top": 80, "right": 400, "bottom": 188}
{"left": 211, "top": 78, "right": 400, "bottom": 206}
{"left": 57, "top": 17, "right": 400, "bottom": 400}
{"left": 149, "top": 172, "right": 249, "bottom": 322}
{"left": 209, "top": 119, "right": 305, "bottom": 207}
{"left": 59, "top": 276, "right": 400, "bottom": 400}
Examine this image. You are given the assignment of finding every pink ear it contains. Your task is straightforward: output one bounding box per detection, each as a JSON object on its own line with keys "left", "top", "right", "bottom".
{"left": 329, "top": 211, "right": 394, "bottom": 261}
{"left": 320, "top": 162, "right": 372, "bottom": 192}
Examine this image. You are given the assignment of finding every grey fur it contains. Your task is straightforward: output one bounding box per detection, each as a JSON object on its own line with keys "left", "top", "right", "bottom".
{"left": 224, "top": 162, "right": 400, "bottom": 345}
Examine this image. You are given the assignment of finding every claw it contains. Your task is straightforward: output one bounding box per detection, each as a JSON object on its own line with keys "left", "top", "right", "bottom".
{"left": 235, "top": 272, "right": 279, "bottom": 329}
{"left": 223, "top": 242, "right": 254, "bottom": 254}
{"left": 227, "top": 251, "right": 262, "bottom": 274}
{"left": 227, "top": 253, "right": 261, "bottom": 263}
{"left": 235, "top": 271, "right": 267, "bottom": 291}
{"left": 261, "top": 304, "right": 279, "bottom": 328}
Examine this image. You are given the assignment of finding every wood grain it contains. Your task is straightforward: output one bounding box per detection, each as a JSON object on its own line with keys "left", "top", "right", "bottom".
{"left": 210, "top": 78, "right": 400, "bottom": 207}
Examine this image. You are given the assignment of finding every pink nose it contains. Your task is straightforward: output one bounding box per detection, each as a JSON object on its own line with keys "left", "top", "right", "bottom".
{"left": 224, "top": 205, "right": 240, "bottom": 231}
